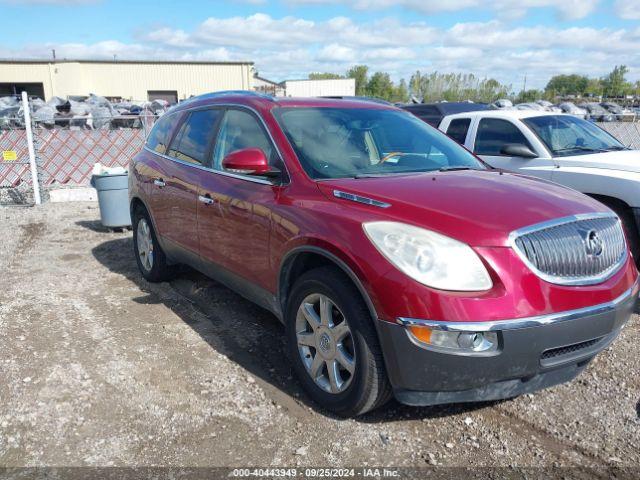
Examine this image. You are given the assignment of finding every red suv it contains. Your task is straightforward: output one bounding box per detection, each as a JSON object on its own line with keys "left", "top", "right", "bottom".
{"left": 129, "top": 92, "right": 638, "bottom": 417}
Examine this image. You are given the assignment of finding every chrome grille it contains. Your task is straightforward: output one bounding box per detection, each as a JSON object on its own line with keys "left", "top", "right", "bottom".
{"left": 511, "top": 214, "right": 626, "bottom": 285}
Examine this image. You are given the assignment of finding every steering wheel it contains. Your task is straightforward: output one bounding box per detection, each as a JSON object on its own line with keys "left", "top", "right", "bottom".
{"left": 379, "top": 151, "right": 407, "bottom": 164}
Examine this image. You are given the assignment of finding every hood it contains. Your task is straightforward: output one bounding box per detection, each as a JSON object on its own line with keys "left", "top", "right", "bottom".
{"left": 317, "top": 170, "right": 608, "bottom": 247}
{"left": 555, "top": 149, "right": 640, "bottom": 174}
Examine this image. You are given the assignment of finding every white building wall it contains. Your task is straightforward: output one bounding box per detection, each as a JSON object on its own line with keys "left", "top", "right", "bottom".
{"left": 0, "top": 61, "right": 254, "bottom": 101}
{"left": 283, "top": 78, "right": 355, "bottom": 97}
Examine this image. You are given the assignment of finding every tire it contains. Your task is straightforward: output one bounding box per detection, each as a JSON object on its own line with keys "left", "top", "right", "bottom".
{"left": 598, "top": 201, "right": 640, "bottom": 268}
{"left": 132, "top": 206, "right": 176, "bottom": 282}
{"left": 285, "top": 266, "right": 392, "bottom": 417}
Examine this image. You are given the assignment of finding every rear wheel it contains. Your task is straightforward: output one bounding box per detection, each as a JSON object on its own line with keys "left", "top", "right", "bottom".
{"left": 132, "top": 207, "right": 176, "bottom": 282}
{"left": 285, "top": 266, "right": 391, "bottom": 417}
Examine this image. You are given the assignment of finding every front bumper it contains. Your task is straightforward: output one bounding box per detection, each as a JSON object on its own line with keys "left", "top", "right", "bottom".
{"left": 378, "top": 280, "right": 639, "bottom": 406}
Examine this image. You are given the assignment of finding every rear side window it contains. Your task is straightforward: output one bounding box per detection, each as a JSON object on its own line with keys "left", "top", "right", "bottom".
{"left": 212, "top": 109, "right": 276, "bottom": 170}
{"left": 146, "top": 112, "right": 181, "bottom": 155}
{"left": 167, "top": 109, "right": 221, "bottom": 165}
{"left": 446, "top": 118, "right": 471, "bottom": 144}
{"left": 474, "top": 118, "right": 532, "bottom": 156}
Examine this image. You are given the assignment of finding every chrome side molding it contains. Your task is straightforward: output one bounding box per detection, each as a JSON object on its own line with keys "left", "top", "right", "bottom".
{"left": 333, "top": 190, "right": 391, "bottom": 208}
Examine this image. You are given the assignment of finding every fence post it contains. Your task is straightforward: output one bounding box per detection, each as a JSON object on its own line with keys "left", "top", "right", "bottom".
{"left": 21, "top": 91, "right": 42, "bottom": 205}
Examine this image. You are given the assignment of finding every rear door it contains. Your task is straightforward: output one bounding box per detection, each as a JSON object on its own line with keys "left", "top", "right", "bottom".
{"left": 159, "top": 108, "right": 222, "bottom": 254}
{"left": 443, "top": 117, "right": 472, "bottom": 145}
{"left": 144, "top": 111, "right": 184, "bottom": 238}
{"left": 471, "top": 117, "right": 554, "bottom": 179}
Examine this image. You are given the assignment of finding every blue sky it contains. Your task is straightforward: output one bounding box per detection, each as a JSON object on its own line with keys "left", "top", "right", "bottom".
{"left": 1, "top": 0, "right": 639, "bottom": 89}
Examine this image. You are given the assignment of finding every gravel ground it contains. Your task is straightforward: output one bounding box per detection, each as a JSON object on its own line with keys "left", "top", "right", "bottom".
{"left": 0, "top": 202, "right": 639, "bottom": 473}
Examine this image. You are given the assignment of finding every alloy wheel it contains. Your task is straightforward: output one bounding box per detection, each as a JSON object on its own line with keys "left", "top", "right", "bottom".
{"left": 137, "top": 218, "right": 154, "bottom": 272}
{"left": 295, "top": 293, "right": 356, "bottom": 394}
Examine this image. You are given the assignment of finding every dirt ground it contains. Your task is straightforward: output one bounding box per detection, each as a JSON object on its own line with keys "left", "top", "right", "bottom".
{"left": 1, "top": 202, "right": 639, "bottom": 472}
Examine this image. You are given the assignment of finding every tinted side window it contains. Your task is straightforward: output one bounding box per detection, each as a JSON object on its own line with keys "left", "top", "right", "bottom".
{"left": 212, "top": 109, "right": 276, "bottom": 170}
{"left": 146, "top": 112, "right": 181, "bottom": 155}
{"left": 167, "top": 109, "right": 221, "bottom": 165}
{"left": 446, "top": 118, "right": 471, "bottom": 144}
{"left": 474, "top": 118, "right": 532, "bottom": 156}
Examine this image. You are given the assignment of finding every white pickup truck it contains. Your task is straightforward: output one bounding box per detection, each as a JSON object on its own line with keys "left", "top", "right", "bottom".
{"left": 437, "top": 110, "right": 640, "bottom": 261}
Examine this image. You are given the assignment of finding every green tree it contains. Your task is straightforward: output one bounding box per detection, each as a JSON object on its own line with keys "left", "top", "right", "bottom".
{"left": 585, "top": 78, "right": 604, "bottom": 97}
{"left": 516, "top": 89, "right": 544, "bottom": 103}
{"left": 308, "top": 72, "right": 344, "bottom": 80}
{"left": 545, "top": 74, "right": 589, "bottom": 96}
{"left": 602, "top": 65, "right": 631, "bottom": 97}
{"left": 409, "top": 71, "right": 510, "bottom": 103}
{"left": 391, "top": 79, "right": 409, "bottom": 103}
{"left": 346, "top": 65, "right": 369, "bottom": 96}
{"left": 367, "top": 72, "right": 395, "bottom": 100}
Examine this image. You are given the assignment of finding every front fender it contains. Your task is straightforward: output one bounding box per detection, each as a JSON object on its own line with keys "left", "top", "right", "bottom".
{"left": 552, "top": 167, "right": 640, "bottom": 209}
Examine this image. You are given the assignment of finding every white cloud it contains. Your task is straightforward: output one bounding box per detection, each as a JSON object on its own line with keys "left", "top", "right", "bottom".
{"left": 615, "top": 0, "right": 640, "bottom": 20}
{"left": 0, "top": 0, "right": 99, "bottom": 4}
{"left": 4, "top": 13, "right": 639, "bottom": 89}
{"left": 284, "top": 0, "right": 599, "bottom": 20}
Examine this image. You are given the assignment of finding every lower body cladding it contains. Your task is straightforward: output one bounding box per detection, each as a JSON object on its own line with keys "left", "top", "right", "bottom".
{"left": 377, "top": 281, "right": 639, "bottom": 406}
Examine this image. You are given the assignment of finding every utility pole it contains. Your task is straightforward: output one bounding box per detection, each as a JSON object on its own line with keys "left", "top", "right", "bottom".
{"left": 52, "top": 49, "right": 56, "bottom": 61}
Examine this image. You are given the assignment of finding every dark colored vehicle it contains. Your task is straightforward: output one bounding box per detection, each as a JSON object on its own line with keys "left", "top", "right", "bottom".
{"left": 579, "top": 102, "right": 614, "bottom": 122}
{"left": 401, "top": 102, "right": 487, "bottom": 127}
{"left": 129, "top": 92, "right": 638, "bottom": 417}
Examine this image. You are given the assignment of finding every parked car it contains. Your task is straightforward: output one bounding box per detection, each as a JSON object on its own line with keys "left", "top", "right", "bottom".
{"left": 400, "top": 101, "right": 487, "bottom": 127}
{"left": 130, "top": 92, "right": 638, "bottom": 417}
{"left": 514, "top": 102, "right": 545, "bottom": 111}
{"left": 535, "top": 100, "right": 562, "bottom": 113}
{"left": 558, "top": 102, "right": 588, "bottom": 118}
{"left": 438, "top": 109, "right": 640, "bottom": 261}
{"left": 601, "top": 102, "right": 636, "bottom": 122}
{"left": 579, "top": 102, "right": 615, "bottom": 122}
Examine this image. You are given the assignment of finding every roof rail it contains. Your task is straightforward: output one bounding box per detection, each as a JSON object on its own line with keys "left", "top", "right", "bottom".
{"left": 180, "top": 90, "right": 275, "bottom": 105}
{"left": 319, "top": 96, "right": 392, "bottom": 106}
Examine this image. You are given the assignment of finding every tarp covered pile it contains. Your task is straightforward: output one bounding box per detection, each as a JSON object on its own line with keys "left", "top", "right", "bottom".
{"left": 0, "top": 94, "right": 170, "bottom": 130}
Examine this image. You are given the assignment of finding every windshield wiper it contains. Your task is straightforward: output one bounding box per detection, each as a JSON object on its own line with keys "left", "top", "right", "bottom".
{"left": 602, "top": 146, "right": 630, "bottom": 151}
{"left": 554, "top": 146, "right": 605, "bottom": 153}
{"left": 438, "top": 166, "right": 476, "bottom": 172}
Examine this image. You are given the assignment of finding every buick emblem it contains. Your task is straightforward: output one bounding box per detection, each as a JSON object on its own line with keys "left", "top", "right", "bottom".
{"left": 583, "top": 230, "right": 604, "bottom": 258}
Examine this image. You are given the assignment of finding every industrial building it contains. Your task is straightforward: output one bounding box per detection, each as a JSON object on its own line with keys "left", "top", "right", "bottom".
{"left": 253, "top": 75, "right": 356, "bottom": 98}
{"left": 0, "top": 59, "right": 254, "bottom": 102}
{"left": 281, "top": 78, "right": 355, "bottom": 97}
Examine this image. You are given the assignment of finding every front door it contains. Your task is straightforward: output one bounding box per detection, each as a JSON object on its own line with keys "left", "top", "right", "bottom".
{"left": 472, "top": 117, "right": 555, "bottom": 179}
{"left": 197, "top": 107, "right": 285, "bottom": 291}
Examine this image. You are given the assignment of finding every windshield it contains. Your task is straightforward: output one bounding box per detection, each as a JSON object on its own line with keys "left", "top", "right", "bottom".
{"left": 522, "top": 115, "right": 625, "bottom": 157}
{"left": 273, "top": 107, "right": 486, "bottom": 179}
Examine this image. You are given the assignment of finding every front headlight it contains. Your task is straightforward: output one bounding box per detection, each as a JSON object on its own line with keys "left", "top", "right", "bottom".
{"left": 363, "top": 221, "right": 492, "bottom": 291}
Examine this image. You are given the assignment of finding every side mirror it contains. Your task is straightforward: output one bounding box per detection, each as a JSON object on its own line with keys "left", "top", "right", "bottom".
{"left": 222, "top": 148, "right": 280, "bottom": 178}
{"left": 500, "top": 143, "right": 538, "bottom": 159}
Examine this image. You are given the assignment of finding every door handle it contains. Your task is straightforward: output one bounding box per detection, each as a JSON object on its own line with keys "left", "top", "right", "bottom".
{"left": 153, "top": 178, "right": 166, "bottom": 188}
{"left": 198, "top": 194, "right": 216, "bottom": 205}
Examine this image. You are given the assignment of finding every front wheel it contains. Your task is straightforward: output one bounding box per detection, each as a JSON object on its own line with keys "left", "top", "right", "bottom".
{"left": 285, "top": 266, "right": 391, "bottom": 417}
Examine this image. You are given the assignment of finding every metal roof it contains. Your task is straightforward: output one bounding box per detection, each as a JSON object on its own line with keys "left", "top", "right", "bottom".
{"left": 0, "top": 58, "right": 254, "bottom": 65}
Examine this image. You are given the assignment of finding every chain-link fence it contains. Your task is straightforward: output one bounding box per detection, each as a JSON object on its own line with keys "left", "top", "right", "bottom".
{"left": 0, "top": 94, "right": 36, "bottom": 205}
{"left": 34, "top": 119, "right": 151, "bottom": 187}
{"left": 597, "top": 122, "right": 640, "bottom": 149}
{"left": 0, "top": 128, "right": 33, "bottom": 205}
{"left": 0, "top": 94, "right": 158, "bottom": 205}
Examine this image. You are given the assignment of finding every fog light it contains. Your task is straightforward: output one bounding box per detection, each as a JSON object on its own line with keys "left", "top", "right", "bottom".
{"left": 407, "top": 326, "right": 498, "bottom": 354}
{"left": 457, "top": 332, "right": 483, "bottom": 349}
